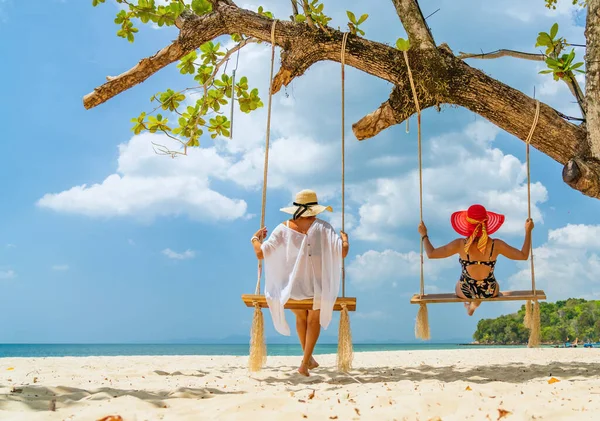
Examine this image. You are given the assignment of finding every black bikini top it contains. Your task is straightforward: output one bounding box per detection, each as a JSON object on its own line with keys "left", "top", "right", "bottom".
{"left": 459, "top": 239, "right": 496, "bottom": 269}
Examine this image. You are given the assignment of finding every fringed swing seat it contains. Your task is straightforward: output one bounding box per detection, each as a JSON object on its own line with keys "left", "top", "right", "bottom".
{"left": 243, "top": 24, "right": 355, "bottom": 373}
{"left": 401, "top": 45, "right": 546, "bottom": 347}
{"left": 242, "top": 295, "right": 357, "bottom": 311}
{"left": 410, "top": 290, "right": 546, "bottom": 304}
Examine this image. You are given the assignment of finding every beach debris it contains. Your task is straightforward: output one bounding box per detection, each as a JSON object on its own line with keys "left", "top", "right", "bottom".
{"left": 49, "top": 399, "right": 56, "bottom": 412}
{"left": 354, "top": 408, "right": 361, "bottom": 416}
{"left": 308, "top": 389, "right": 315, "bottom": 400}
{"left": 97, "top": 417, "right": 123, "bottom": 421}
{"left": 329, "top": 416, "right": 338, "bottom": 420}
{"left": 548, "top": 377, "right": 560, "bottom": 384}
{"left": 497, "top": 408, "right": 512, "bottom": 420}
{"left": 33, "top": 377, "right": 38, "bottom": 383}
{"left": 465, "top": 386, "right": 472, "bottom": 391}
{"left": 6, "top": 367, "right": 14, "bottom": 371}
{"left": 10, "top": 387, "right": 23, "bottom": 393}
{"left": 302, "top": 414, "right": 307, "bottom": 419}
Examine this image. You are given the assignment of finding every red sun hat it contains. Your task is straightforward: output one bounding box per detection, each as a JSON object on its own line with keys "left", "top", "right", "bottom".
{"left": 450, "top": 204, "right": 505, "bottom": 237}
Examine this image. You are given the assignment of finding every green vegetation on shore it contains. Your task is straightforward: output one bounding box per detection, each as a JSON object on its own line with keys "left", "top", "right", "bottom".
{"left": 473, "top": 298, "right": 600, "bottom": 344}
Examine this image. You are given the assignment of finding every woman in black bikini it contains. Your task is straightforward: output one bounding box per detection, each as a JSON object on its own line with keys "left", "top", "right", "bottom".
{"left": 417, "top": 204, "right": 534, "bottom": 316}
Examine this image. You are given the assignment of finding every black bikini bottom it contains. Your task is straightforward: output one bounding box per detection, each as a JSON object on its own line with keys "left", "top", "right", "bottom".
{"left": 459, "top": 275, "right": 499, "bottom": 299}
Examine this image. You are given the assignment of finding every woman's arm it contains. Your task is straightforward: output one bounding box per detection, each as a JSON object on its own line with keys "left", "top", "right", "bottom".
{"left": 418, "top": 221, "right": 461, "bottom": 259}
{"left": 423, "top": 237, "right": 463, "bottom": 259}
{"left": 251, "top": 227, "right": 268, "bottom": 260}
{"left": 340, "top": 230, "right": 349, "bottom": 258}
{"left": 495, "top": 219, "right": 535, "bottom": 261}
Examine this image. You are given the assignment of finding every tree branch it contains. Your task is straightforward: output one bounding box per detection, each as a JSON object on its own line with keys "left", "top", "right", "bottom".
{"left": 83, "top": 2, "right": 599, "bottom": 200}
{"left": 392, "top": 0, "right": 436, "bottom": 49}
{"left": 449, "top": 51, "right": 586, "bottom": 165}
{"left": 84, "top": 11, "right": 224, "bottom": 109}
{"left": 458, "top": 48, "right": 587, "bottom": 119}
{"left": 290, "top": 0, "right": 299, "bottom": 20}
{"left": 353, "top": 85, "right": 438, "bottom": 140}
{"left": 458, "top": 49, "right": 545, "bottom": 61}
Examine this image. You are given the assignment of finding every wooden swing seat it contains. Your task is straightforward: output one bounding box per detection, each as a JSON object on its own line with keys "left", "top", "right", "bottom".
{"left": 241, "top": 294, "right": 357, "bottom": 311}
{"left": 410, "top": 289, "right": 546, "bottom": 304}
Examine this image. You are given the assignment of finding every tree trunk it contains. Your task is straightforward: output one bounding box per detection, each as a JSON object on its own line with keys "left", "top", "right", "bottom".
{"left": 562, "top": 0, "right": 600, "bottom": 198}
{"left": 83, "top": 0, "right": 599, "bottom": 200}
{"left": 586, "top": 0, "right": 599, "bottom": 159}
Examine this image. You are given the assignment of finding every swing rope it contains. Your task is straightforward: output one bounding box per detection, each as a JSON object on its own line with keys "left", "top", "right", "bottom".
{"left": 248, "top": 19, "right": 278, "bottom": 372}
{"left": 337, "top": 31, "right": 353, "bottom": 373}
{"left": 341, "top": 31, "right": 349, "bottom": 298}
{"left": 524, "top": 99, "right": 541, "bottom": 348}
{"left": 255, "top": 19, "right": 278, "bottom": 296}
{"left": 402, "top": 50, "right": 424, "bottom": 297}
{"left": 525, "top": 100, "right": 540, "bottom": 295}
{"left": 402, "top": 50, "right": 430, "bottom": 340}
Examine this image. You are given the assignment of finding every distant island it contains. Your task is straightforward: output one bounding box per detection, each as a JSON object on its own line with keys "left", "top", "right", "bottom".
{"left": 472, "top": 298, "right": 600, "bottom": 345}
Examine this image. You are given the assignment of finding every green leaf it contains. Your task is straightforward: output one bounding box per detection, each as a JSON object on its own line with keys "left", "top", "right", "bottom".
{"left": 395, "top": 37, "right": 410, "bottom": 51}
{"left": 346, "top": 11, "right": 357, "bottom": 24}
{"left": 570, "top": 62, "right": 584, "bottom": 70}
{"left": 357, "top": 13, "right": 368, "bottom": 25}
{"left": 295, "top": 14, "right": 306, "bottom": 23}
{"left": 550, "top": 22, "right": 559, "bottom": 39}
{"left": 535, "top": 32, "right": 552, "bottom": 48}
{"left": 92, "top": 0, "right": 106, "bottom": 6}
{"left": 538, "top": 69, "right": 554, "bottom": 74}
{"left": 191, "top": 0, "right": 212, "bottom": 15}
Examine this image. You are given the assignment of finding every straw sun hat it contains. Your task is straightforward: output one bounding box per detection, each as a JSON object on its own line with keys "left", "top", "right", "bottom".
{"left": 280, "top": 189, "right": 333, "bottom": 220}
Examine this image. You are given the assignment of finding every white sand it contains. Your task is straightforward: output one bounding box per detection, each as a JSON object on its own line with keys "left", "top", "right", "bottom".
{"left": 1, "top": 348, "right": 599, "bottom": 420}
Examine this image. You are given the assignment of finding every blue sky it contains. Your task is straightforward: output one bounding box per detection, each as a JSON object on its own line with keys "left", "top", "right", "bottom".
{"left": 0, "top": 0, "right": 598, "bottom": 344}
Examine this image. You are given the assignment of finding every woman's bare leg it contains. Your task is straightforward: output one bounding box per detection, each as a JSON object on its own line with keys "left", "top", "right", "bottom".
{"left": 455, "top": 282, "right": 479, "bottom": 316}
{"left": 298, "top": 309, "right": 321, "bottom": 376}
{"left": 292, "top": 310, "right": 318, "bottom": 372}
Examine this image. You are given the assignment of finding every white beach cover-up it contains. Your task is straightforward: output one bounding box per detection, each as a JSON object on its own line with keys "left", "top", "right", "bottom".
{"left": 261, "top": 218, "right": 343, "bottom": 335}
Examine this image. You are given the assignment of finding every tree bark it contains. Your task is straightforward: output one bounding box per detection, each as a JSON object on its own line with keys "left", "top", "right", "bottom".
{"left": 83, "top": 0, "right": 599, "bottom": 200}
{"left": 586, "top": 0, "right": 600, "bottom": 159}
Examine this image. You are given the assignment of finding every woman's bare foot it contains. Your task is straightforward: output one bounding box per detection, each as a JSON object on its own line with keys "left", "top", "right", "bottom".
{"left": 467, "top": 302, "right": 478, "bottom": 316}
{"left": 308, "top": 356, "right": 319, "bottom": 370}
{"left": 298, "top": 362, "right": 310, "bottom": 377}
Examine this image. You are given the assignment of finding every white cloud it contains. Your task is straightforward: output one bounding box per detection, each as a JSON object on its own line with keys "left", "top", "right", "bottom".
{"left": 162, "top": 248, "right": 196, "bottom": 260}
{"left": 347, "top": 249, "right": 454, "bottom": 291}
{"left": 0, "top": 270, "right": 16, "bottom": 280}
{"left": 52, "top": 264, "right": 70, "bottom": 271}
{"left": 366, "top": 155, "right": 407, "bottom": 168}
{"left": 37, "top": 133, "right": 248, "bottom": 222}
{"left": 350, "top": 120, "right": 548, "bottom": 243}
{"left": 508, "top": 224, "right": 600, "bottom": 300}
{"left": 5, "top": 244, "right": 15, "bottom": 249}
{"left": 128, "top": 239, "right": 136, "bottom": 246}
{"left": 547, "top": 224, "right": 600, "bottom": 249}
{"left": 37, "top": 37, "right": 340, "bottom": 223}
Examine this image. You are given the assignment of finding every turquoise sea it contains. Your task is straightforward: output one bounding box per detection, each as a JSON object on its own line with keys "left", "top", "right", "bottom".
{"left": 0, "top": 343, "right": 527, "bottom": 358}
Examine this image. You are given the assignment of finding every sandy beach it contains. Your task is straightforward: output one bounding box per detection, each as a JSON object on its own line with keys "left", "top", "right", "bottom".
{"left": 0, "top": 348, "right": 599, "bottom": 420}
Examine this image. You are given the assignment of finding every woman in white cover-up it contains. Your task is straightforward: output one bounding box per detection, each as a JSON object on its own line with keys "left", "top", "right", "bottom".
{"left": 251, "top": 189, "right": 349, "bottom": 376}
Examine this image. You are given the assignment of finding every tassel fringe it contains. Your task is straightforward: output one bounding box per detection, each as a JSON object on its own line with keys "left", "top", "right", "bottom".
{"left": 527, "top": 300, "right": 541, "bottom": 348}
{"left": 337, "top": 304, "right": 353, "bottom": 372}
{"left": 415, "top": 303, "right": 431, "bottom": 340}
{"left": 248, "top": 302, "right": 267, "bottom": 372}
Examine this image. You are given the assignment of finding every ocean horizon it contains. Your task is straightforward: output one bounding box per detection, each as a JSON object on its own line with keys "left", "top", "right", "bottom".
{"left": 0, "top": 343, "right": 531, "bottom": 358}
